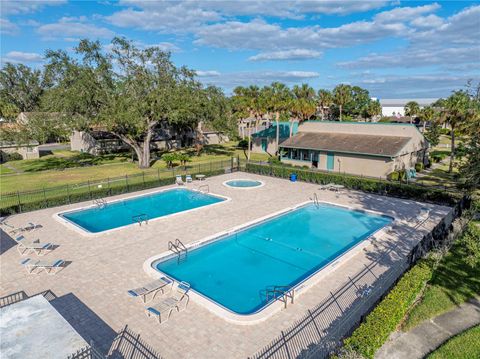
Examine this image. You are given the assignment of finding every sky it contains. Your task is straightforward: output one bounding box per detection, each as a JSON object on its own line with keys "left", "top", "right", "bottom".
{"left": 1, "top": 0, "right": 479, "bottom": 99}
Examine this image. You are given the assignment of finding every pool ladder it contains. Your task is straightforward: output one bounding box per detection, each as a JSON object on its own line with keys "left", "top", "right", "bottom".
{"left": 266, "top": 286, "right": 295, "bottom": 309}
{"left": 168, "top": 239, "right": 188, "bottom": 263}
{"left": 132, "top": 213, "right": 148, "bottom": 226}
{"left": 311, "top": 193, "right": 320, "bottom": 208}
{"left": 93, "top": 198, "right": 107, "bottom": 209}
{"left": 198, "top": 184, "right": 210, "bottom": 193}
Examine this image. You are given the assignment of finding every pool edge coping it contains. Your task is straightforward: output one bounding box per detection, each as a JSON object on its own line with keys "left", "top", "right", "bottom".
{"left": 52, "top": 185, "right": 231, "bottom": 237}
{"left": 143, "top": 200, "right": 395, "bottom": 325}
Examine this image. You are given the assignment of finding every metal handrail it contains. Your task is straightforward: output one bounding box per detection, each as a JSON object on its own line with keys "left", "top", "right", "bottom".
{"left": 132, "top": 214, "right": 148, "bottom": 226}
{"left": 266, "top": 286, "right": 295, "bottom": 309}
{"left": 168, "top": 239, "right": 188, "bottom": 263}
{"left": 93, "top": 198, "right": 107, "bottom": 209}
{"left": 311, "top": 193, "right": 319, "bottom": 208}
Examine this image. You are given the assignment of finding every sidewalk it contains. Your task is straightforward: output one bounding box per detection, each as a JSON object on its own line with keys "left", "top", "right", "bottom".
{"left": 376, "top": 297, "right": 480, "bottom": 359}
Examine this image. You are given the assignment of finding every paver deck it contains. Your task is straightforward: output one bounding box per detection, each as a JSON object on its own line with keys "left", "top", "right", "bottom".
{"left": 0, "top": 172, "right": 451, "bottom": 358}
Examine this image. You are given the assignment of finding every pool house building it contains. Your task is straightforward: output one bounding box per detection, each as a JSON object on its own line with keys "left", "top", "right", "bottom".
{"left": 279, "top": 121, "right": 429, "bottom": 178}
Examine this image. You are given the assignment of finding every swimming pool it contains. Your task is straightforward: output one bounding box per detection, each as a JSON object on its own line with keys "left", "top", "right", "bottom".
{"left": 58, "top": 188, "right": 227, "bottom": 234}
{"left": 152, "top": 203, "right": 392, "bottom": 317}
{"left": 223, "top": 179, "right": 264, "bottom": 188}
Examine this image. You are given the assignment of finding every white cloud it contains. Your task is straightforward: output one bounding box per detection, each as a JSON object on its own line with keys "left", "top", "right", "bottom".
{"left": 198, "top": 70, "right": 319, "bottom": 90}
{"left": 249, "top": 49, "right": 322, "bottom": 61}
{"left": 409, "top": 14, "right": 444, "bottom": 28}
{"left": 1, "top": 0, "right": 66, "bottom": 15}
{"left": 37, "top": 17, "right": 115, "bottom": 40}
{"left": 0, "top": 18, "right": 19, "bottom": 34}
{"left": 339, "top": 46, "right": 480, "bottom": 69}
{"left": 196, "top": 70, "right": 221, "bottom": 77}
{"left": 373, "top": 3, "right": 440, "bottom": 22}
{"left": 2, "top": 51, "right": 43, "bottom": 63}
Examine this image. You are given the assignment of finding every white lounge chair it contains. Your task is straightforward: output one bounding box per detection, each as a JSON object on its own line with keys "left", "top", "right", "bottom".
{"left": 185, "top": 174, "right": 193, "bottom": 183}
{"left": 175, "top": 175, "right": 184, "bottom": 186}
{"left": 318, "top": 184, "right": 332, "bottom": 191}
{"left": 15, "top": 235, "right": 53, "bottom": 256}
{"left": 329, "top": 184, "right": 345, "bottom": 192}
{"left": 145, "top": 281, "right": 190, "bottom": 324}
{"left": 128, "top": 277, "right": 173, "bottom": 303}
{"left": 2, "top": 221, "right": 41, "bottom": 235}
{"left": 21, "top": 258, "right": 65, "bottom": 275}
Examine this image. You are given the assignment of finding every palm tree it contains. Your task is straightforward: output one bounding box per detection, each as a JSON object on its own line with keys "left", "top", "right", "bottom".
{"left": 263, "top": 82, "right": 293, "bottom": 155}
{"left": 333, "top": 84, "right": 352, "bottom": 121}
{"left": 404, "top": 101, "right": 420, "bottom": 123}
{"left": 419, "top": 105, "right": 435, "bottom": 132}
{"left": 438, "top": 91, "right": 470, "bottom": 172}
{"left": 366, "top": 99, "right": 382, "bottom": 120}
{"left": 317, "top": 89, "right": 333, "bottom": 120}
{"left": 291, "top": 84, "right": 316, "bottom": 136}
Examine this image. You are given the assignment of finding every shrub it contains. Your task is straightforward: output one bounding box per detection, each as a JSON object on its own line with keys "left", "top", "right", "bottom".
{"left": 0, "top": 151, "right": 23, "bottom": 163}
{"left": 460, "top": 222, "right": 480, "bottom": 268}
{"left": 162, "top": 153, "right": 179, "bottom": 168}
{"left": 244, "top": 162, "right": 458, "bottom": 206}
{"left": 388, "top": 171, "right": 400, "bottom": 181}
{"left": 343, "top": 261, "right": 433, "bottom": 358}
{"left": 415, "top": 163, "right": 424, "bottom": 172}
{"left": 439, "top": 128, "right": 451, "bottom": 136}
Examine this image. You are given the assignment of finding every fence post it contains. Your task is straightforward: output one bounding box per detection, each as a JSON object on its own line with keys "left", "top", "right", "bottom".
{"left": 142, "top": 172, "right": 146, "bottom": 188}
{"left": 107, "top": 177, "right": 111, "bottom": 195}
{"left": 125, "top": 174, "right": 129, "bottom": 192}
{"left": 66, "top": 184, "right": 71, "bottom": 204}
{"left": 43, "top": 187, "right": 47, "bottom": 208}
{"left": 157, "top": 168, "right": 160, "bottom": 181}
{"left": 16, "top": 190, "right": 22, "bottom": 213}
{"left": 87, "top": 180, "right": 92, "bottom": 199}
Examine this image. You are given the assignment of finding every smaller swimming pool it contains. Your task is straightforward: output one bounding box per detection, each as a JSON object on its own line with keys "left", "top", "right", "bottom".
{"left": 223, "top": 179, "right": 264, "bottom": 188}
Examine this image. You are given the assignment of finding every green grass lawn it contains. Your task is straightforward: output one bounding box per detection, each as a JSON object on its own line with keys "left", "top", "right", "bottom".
{"left": 427, "top": 325, "right": 480, "bottom": 359}
{"left": 403, "top": 240, "right": 480, "bottom": 331}
{"left": 0, "top": 142, "right": 268, "bottom": 193}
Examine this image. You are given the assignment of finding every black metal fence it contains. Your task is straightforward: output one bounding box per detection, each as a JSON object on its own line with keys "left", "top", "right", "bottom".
{"left": 1, "top": 158, "right": 237, "bottom": 215}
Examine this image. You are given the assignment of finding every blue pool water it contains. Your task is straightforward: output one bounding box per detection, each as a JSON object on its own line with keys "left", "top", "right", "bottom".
{"left": 155, "top": 203, "right": 392, "bottom": 315}
{"left": 225, "top": 179, "right": 263, "bottom": 188}
{"left": 60, "top": 188, "right": 225, "bottom": 233}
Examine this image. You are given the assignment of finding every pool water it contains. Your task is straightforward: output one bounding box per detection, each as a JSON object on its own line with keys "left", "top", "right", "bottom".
{"left": 155, "top": 203, "right": 392, "bottom": 315}
{"left": 60, "top": 188, "right": 225, "bottom": 233}
{"left": 225, "top": 179, "right": 263, "bottom": 188}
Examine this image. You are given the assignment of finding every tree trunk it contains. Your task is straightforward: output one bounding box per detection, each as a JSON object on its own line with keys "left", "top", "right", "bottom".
{"left": 339, "top": 105, "right": 342, "bottom": 121}
{"left": 247, "top": 122, "right": 251, "bottom": 161}
{"left": 275, "top": 111, "right": 280, "bottom": 155}
{"left": 449, "top": 125, "right": 455, "bottom": 173}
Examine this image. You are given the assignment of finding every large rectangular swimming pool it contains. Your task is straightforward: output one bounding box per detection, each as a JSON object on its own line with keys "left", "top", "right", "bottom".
{"left": 59, "top": 188, "right": 226, "bottom": 233}
{"left": 154, "top": 203, "right": 392, "bottom": 315}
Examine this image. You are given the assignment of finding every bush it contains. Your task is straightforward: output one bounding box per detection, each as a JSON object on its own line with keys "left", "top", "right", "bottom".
{"left": 388, "top": 171, "right": 400, "bottom": 181}
{"left": 439, "top": 128, "right": 451, "bottom": 136}
{"left": 415, "top": 163, "right": 424, "bottom": 172}
{"left": 343, "top": 261, "right": 433, "bottom": 358}
{"left": 267, "top": 156, "right": 282, "bottom": 165}
{"left": 460, "top": 222, "right": 480, "bottom": 268}
{"left": 0, "top": 151, "right": 23, "bottom": 163}
{"left": 244, "top": 162, "right": 458, "bottom": 206}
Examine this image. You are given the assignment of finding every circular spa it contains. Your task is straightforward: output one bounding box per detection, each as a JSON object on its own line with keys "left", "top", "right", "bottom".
{"left": 223, "top": 179, "right": 264, "bottom": 189}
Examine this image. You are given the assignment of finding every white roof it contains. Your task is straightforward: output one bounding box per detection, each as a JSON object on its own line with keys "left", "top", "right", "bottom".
{"left": 0, "top": 295, "right": 88, "bottom": 358}
{"left": 379, "top": 98, "right": 438, "bottom": 107}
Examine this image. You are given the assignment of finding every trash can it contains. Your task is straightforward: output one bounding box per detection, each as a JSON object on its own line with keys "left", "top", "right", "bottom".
{"left": 290, "top": 173, "right": 297, "bottom": 182}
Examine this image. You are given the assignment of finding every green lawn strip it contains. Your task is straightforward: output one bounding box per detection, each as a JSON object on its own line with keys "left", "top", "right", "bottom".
{"left": 427, "top": 325, "right": 480, "bottom": 359}
{"left": 403, "top": 228, "right": 480, "bottom": 331}
{"left": 343, "top": 261, "right": 433, "bottom": 359}
{"left": 0, "top": 164, "right": 15, "bottom": 175}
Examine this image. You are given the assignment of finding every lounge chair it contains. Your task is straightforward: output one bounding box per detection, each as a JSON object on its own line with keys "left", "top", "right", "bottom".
{"left": 175, "top": 175, "right": 184, "bottom": 186}
{"left": 185, "top": 174, "right": 193, "bottom": 183}
{"left": 15, "top": 235, "right": 53, "bottom": 256}
{"left": 145, "top": 281, "right": 190, "bottom": 324}
{"left": 329, "top": 184, "right": 345, "bottom": 192}
{"left": 21, "top": 258, "right": 65, "bottom": 275}
{"left": 2, "top": 221, "right": 42, "bottom": 235}
{"left": 318, "top": 184, "right": 332, "bottom": 191}
{"left": 128, "top": 277, "right": 173, "bottom": 303}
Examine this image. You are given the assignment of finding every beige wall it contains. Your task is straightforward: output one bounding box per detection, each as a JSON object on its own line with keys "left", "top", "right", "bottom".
{"left": 1, "top": 145, "right": 39, "bottom": 160}
{"left": 282, "top": 152, "right": 393, "bottom": 178}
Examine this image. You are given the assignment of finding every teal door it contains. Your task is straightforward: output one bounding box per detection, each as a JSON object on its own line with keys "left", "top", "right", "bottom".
{"left": 327, "top": 152, "right": 335, "bottom": 171}
{"left": 261, "top": 139, "right": 268, "bottom": 152}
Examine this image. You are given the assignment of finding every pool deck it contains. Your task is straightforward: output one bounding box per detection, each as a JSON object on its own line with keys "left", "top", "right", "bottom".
{"left": 0, "top": 172, "right": 451, "bottom": 358}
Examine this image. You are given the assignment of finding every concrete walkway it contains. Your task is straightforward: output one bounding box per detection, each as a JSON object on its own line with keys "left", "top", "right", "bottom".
{"left": 376, "top": 297, "right": 480, "bottom": 359}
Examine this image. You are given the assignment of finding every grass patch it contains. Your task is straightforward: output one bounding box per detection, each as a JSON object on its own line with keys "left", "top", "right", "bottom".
{"left": 0, "top": 164, "right": 15, "bottom": 175}
{"left": 427, "top": 325, "right": 480, "bottom": 359}
{"left": 403, "top": 232, "right": 480, "bottom": 330}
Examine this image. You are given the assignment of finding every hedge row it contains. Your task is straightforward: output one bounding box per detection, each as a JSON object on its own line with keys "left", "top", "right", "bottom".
{"left": 244, "top": 163, "right": 459, "bottom": 206}
{"left": 0, "top": 168, "right": 225, "bottom": 215}
{"left": 343, "top": 261, "right": 433, "bottom": 358}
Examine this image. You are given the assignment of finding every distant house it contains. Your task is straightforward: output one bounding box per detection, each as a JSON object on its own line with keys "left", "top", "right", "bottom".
{"left": 279, "top": 121, "right": 429, "bottom": 178}
{"left": 70, "top": 122, "right": 227, "bottom": 155}
{"left": 251, "top": 122, "right": 299, "bottom": 154}
{"left": 379, "top": 98, "right": 438, "bottom": 117}
{"left": 0, "top": 140, "right": 40, "bottom": 160}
